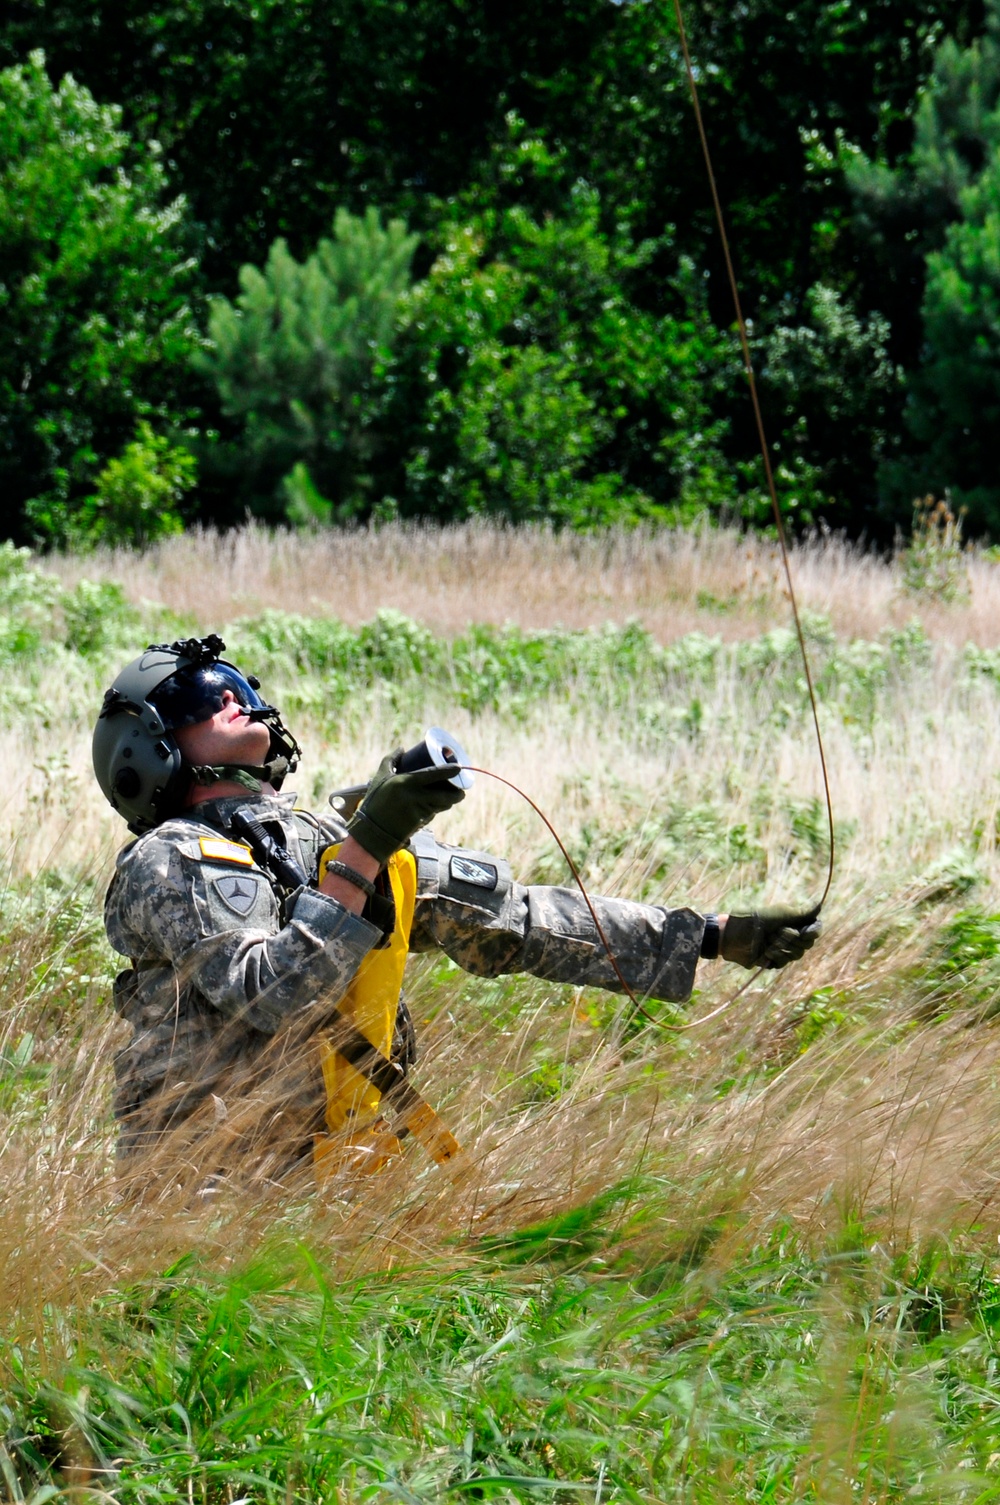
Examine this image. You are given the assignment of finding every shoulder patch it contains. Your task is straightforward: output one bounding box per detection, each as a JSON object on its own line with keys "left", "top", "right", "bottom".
{"left": 213, "top": 872, "right": 264, "bottom": 915}
{"left": 450, "top": 854, "right": 498, "bottom": 891}
{"left": 198, "top": 836, "right": 253, "bottom": 866}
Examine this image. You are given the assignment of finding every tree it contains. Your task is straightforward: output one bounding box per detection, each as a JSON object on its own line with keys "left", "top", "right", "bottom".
{"left": 758, "top": 285, "right": 905, "bottom": 529}
{"left": 848, "top": 0, "right": 1000, "bottom": 528}
{"left": 0, "top": 0, "right": 625, "bottom": 282}
{"left": 847, "top": 0, "right": 1000, "bottom": 353}
{"left": 199, "top": 207, "right": 417, "bottom": 520}
{"left": 1, "top": 0, "right": 982, "bottom": 303}
{"left": 906, "top": 154, "right": 1000, "bottom": 527}
{"left": 0, "top": 0, "right": 989, "bottom": 538}
{"left": 0, "top": 52, "right": 198, "bottom": 543}
{"left": 384, "top": 177, "right": 740, "bottom": 526}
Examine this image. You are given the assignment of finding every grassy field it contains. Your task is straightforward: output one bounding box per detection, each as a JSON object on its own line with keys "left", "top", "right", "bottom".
{"left": 6, "top": 522, "right": 1000, "bottom": 1501}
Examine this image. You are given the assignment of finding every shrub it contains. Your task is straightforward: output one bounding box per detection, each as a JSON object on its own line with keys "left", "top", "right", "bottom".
{"left": 65, "top": 424, "right": 196, "bottom": 551}
{"left": 61, "top": 580, "right": 141, "bottom": 656}
{"left": 282, "top": 463, "right": 332, "bottom": 528}
{"left": 396, "top": 184, "right": 738, "bottom": 527}
{"left": 899, "top": 494, "right": 969, "bottom": 601}
{"left": 760, "top": 284, "right": 905, "bottom": 529}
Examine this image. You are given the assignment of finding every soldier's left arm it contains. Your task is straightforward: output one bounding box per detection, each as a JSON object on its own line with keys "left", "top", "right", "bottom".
{"left": 406, "top": 833, "right": 705, "bottom": 1004}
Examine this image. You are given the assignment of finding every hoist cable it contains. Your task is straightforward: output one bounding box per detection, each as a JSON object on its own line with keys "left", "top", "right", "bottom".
{"left": 441, "top": 10, "right": 838, "bottom": 1031}
{"left": 461, "top": 765, "right": 667, "bottom": 1027}
{"left": 670, "top": 0, "right": 835, "bottom": 910}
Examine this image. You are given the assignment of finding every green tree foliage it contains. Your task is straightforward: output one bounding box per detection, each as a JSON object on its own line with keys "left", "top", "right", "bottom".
{"left": 200, "top": 207, "right": 417, "bottom": 521}
{"left": 282, "top": 462, "right": 334, "bottom": 529}
{"left": 0, "top": 1, "right": 994, "bottom": 539}
{"left": 848, "top": 0, "right": 1000, "bottom": 528}
{"left": 386, "top": 173, "right": 741, "bottom": 527}
{"left": 66, "top": 423, "right": 197, "bottom": 550}
{"left": 848, "top": 1, "right": 1000, "bottom": 308}
{"left": 759, "top": 285, "right": 905, "bottom": 526}
{"left": 1, "top": 0, "right": 980, "bottom": 295}
{"left": 912, "top": 164, "right": 1000, "bottom": 527}
{"left": 0, "top": 52, "right": 198, "bottom": 543}
{"left": 0, "top": 1, "right": 626, "bottom": 281}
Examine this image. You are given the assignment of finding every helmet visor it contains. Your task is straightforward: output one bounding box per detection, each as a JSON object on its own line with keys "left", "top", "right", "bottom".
{"left": 148, "top": 663, "right": 266, "bottom": 730}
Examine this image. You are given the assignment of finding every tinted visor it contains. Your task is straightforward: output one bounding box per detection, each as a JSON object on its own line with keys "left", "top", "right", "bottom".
{"left": 149, "top": 663, "right": 266, "bottom": 730}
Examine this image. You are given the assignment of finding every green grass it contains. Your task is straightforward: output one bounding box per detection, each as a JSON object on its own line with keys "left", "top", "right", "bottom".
{"left": 0, "top": 542, "right": 956, "bottom": 736}
{"left": 7, "top": 1216, "right": 1000, "bottom": 1502}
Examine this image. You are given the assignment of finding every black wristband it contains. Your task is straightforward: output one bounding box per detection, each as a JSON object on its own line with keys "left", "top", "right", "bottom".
{"left": 700, "top": 913, "right": 721, "bottom": 960}
{"left": 324, "top": 860, "right": 377, "bottom": 898}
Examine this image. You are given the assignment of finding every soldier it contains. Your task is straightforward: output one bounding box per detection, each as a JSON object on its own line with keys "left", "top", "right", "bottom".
{"left": 93, "top": 635, "right": 820, "bottom": 1187}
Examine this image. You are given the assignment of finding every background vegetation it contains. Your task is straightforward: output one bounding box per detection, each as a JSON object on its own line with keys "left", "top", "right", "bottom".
{"left": 4, "top": 523, "right": 1000, "bottom": 1497}
{"left": 4, "top": 0, "right": 1000, "bottom": 544}
{"left": 8, "top": 0, "right": 1000, "bottom": 1490}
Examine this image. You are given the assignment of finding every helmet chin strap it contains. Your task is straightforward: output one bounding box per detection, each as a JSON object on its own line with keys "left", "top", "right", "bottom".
{"left": 244, "top": 704, "right": 302, "bottom": 769}
{"left": 189, "top": 757, "right": 293, "bottom": 795}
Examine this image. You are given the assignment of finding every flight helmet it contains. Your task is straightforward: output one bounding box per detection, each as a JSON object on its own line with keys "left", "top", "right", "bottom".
{"left": 93, "top": 635, "right": 301, "bottom": 834}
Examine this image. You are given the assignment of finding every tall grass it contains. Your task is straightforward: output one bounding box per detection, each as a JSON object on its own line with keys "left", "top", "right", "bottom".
{"left": 5, "top": 526, "right": 1000, "bottom": 1498}
{"left": 44, "top": 517, "right": 1000, "bottom": 645}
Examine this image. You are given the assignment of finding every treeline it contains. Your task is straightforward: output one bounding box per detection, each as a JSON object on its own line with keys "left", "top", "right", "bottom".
{"left": 1, "top": 0, "right": 998, "bottom": 545}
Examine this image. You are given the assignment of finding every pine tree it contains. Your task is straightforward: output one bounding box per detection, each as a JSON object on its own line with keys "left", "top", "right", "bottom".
{"left": 848, "top": 0, "right": 1000, "bottom": 530}
{"left": 200, "top": 207, "right": 417, "bottom": 520}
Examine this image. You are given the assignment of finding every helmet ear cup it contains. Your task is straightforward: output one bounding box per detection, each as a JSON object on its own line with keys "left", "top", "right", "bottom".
{"left": 114, "top": 767, "right": 141, "bottom": 800}
{"left": 94, "top": 642, "right": 204, "bottom": 830}
{"left": 93, "top": 692, "right": 187, "bottom": 834}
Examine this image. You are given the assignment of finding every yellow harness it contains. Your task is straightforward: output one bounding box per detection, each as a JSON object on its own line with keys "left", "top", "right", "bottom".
{"left": 313, "top": 848, "right": 462, "bottom": 1178}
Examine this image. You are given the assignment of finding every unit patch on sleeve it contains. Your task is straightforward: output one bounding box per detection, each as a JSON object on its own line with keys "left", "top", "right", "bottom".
{"left": 198, "top": 837, "right": 253, "bottom": 866}
{"left": 213, "top": 872, "right": 263, "bottom": 915}
{"left": 450, "top": 855, "right": 499, "bottom": 890}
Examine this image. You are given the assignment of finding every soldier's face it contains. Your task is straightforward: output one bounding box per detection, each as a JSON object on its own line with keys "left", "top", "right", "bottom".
{"left": 173, "top": 690, "right": 272, "bottom": 767}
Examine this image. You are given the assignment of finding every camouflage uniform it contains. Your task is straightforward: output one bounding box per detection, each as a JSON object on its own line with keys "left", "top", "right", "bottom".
{"left": 106, "top": 792, "right": 706, "bottom": 1163}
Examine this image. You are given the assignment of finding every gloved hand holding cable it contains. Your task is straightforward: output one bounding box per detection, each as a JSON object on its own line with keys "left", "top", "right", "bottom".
{"left": 717, "top": 906, "right": 822, "bottom": 970}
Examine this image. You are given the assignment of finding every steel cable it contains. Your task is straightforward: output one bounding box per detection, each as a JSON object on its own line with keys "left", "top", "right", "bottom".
{"left": 670, "top": 0, "right": 835, "bottom": 912}
{"left": 445, "top": 10, "right": 837, "bottom": 1029}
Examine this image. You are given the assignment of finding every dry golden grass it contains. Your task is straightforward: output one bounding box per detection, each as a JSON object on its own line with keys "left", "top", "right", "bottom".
{"left": 2, "top": 859, "right": 998, "bottom": 1335}
{"left": 44, "top": 518, "right": 1000, "bottom": 645}
{"left": 5, "top": 522, "right": 1000, "bottom": 1344}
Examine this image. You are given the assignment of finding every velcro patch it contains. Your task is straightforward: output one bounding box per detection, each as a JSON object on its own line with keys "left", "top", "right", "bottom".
{"left": 450, "top": 854, "right": 498, "bottom": 890}
{"left": 199, "top": 836, "right": 253, "bottom": 866}
{"left": 213, "top": 872, "right": 262, "bottom": 915}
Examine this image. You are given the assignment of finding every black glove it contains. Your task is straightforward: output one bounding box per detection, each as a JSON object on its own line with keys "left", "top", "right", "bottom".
{"left": 720, "top": 906, "right": 821, "bottom": 970}
{"left": 346, "top": 749, "right": 466, "bottom": 865}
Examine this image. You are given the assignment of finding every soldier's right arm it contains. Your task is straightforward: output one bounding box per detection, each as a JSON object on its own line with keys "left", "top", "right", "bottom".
{"left": 105, "top": 825, "right": 382, "bottom": 1034}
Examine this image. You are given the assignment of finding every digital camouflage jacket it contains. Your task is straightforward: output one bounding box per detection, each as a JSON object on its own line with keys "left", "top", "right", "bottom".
{"left": 105, "top": 792, "right": 706, "bottom": 1159}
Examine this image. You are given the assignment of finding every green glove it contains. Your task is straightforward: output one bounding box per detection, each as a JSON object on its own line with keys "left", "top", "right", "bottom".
{"left": 347, "top": 749, "right": 466, "bottom": 865}
{"left": 720, "top": 906, "right": 821, "bottom": 970}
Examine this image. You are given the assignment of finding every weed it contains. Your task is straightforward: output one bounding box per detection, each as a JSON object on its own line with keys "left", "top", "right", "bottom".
{"left": 918, "top": 907, "right": 1000, "bottom": 1019}
{"left": 900, "top": 494, "right": 970, "bottom": 602}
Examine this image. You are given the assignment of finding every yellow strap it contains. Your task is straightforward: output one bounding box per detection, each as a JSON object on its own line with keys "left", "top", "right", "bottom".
{"left": 314, "top": 846, "right": 466, "bottom": 1175}
{"left": 318, "top": 848, "right": 415, "bottom": 1128}
{"left": 397, "top": 1101, "right": 464, "bottom": 1166}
